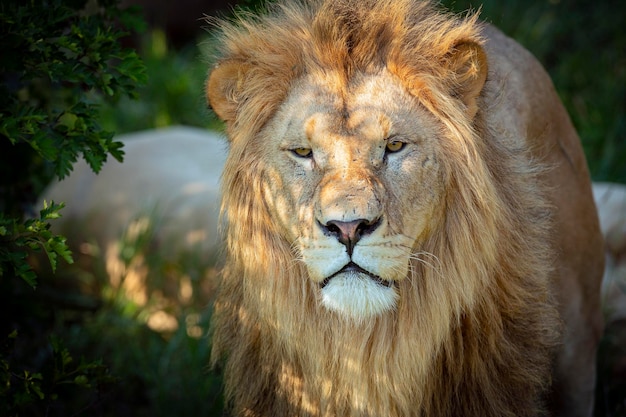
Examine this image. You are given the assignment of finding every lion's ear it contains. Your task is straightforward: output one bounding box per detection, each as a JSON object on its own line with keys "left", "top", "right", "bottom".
{"left": 206, "top": 60, "right": 251, "bottom": 124}
{"left": 447, "top": 42, "right": 488, "bottom": 119}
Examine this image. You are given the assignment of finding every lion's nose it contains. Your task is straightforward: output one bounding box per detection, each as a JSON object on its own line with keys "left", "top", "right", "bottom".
{"left": 320, "top": 218, "right": 381, "bottom": 256}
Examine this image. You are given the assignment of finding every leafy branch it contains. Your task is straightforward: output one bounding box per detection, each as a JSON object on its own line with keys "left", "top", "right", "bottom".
{"left": 0, "top": 1, "right": 146, "bottom": 415}
{"left": 0, "top": 0, "right": 146, "bottom": 286}
{"left": 0, "top": 201, "right": 72, "bottom": 289}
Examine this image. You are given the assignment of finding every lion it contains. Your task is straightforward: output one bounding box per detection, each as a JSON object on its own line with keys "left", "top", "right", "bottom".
{"left": 205, "top": 0, "right": 604, "bottom": 416}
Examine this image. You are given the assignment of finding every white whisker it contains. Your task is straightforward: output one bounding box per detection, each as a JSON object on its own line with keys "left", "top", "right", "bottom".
{"left": 408, "top": 250, "right": 444, "bottom": 279}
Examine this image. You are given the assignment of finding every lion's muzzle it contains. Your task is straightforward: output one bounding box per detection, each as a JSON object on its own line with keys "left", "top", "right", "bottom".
{"left": 314, "top": 217, "right": 399, "bottom": 320}
{"left": 318, "top": 217, "right": 381, "bottom": 256}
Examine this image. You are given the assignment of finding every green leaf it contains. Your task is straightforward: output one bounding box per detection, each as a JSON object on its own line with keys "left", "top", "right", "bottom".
{"left": 48, "top": 236, "right": 73, "bottom": 267}
{"left": 28, "top": 374, "right": 45, "bottom": 400}
{"left": 107, "top": 138, "right": 125, "bottom": 162}
{"left": 74, "top": 375, "right": 89, "bottom": 387}
{"left": 46, "top": 250, "right": 58, "bottom": 272}
{"left": 13, "top": 255, "right": 38, "bottom": 288}
{"left": 39, "top": 200, "right": 66, "bottom": 220}
{"left": 57, "top": 112, "right": 78, "bottom": 130}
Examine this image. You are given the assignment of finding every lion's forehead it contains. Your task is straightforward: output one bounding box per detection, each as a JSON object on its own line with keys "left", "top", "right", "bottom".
{"left": 305, "top": 116, "right": 389, "bottom": 161}
{"left": 277, "top": 71, "right": 418, "bottom": 145}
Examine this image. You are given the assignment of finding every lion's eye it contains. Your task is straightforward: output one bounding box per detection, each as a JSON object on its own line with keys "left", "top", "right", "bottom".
{"left": 292, "top": 147, "right": 313, "bottom": 158}
{"left": 385, "top": 140, "right": 406, "bottom": 154}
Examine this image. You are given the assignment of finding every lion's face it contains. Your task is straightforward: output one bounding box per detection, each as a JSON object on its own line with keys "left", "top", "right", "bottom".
{"left": 256, "top": 70, "right": 445, "bottom": 320}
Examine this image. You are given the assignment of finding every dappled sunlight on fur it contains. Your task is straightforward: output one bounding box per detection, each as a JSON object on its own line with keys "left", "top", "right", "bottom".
{"left": 207, "top": 0, "right": 604, "bottom": 416}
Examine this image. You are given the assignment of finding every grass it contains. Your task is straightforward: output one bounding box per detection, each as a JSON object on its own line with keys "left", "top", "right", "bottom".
{"left": 36, "top": 207, "right": 223, "bottom": 416}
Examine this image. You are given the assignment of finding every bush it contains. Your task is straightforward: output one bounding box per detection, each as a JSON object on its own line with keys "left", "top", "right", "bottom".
{"left": 0, "top": 0, "right": 146, "bottom": 414}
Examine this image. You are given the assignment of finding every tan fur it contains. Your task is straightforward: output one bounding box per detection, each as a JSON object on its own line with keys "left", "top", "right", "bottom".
{"left": 206, "top": 1, "right": 604, "bottom": 416}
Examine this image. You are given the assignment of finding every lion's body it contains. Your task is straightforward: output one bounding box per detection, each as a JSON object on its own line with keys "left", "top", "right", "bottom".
{"left": 206, "top": 1, "right": 604, "bottom": 416}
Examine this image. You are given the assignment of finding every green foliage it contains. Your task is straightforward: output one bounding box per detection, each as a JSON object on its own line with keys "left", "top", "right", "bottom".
{"left": 98, "top": 29, "right": 221, "bottom": 134}
{"left": 47, "top": 207, "right": 223, "bottom": 415}
{"left": 0, "top": 330, "right": 117, "bottom": 416}
{"left": 61, "top": 308, "right": 222, "bottom": 416}
{"left": 0, "top": 201, "right": 72, "bottom": 289}
{"left": 0, "top": 0, "right": 147, "bottom": 415}
{"left": 0, "top": 0, "right": 146, "bottom": 282}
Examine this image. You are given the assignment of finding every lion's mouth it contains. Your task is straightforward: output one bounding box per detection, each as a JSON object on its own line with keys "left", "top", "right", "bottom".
{"left": 320, "top": 262, "right": 393, "bottom": 289}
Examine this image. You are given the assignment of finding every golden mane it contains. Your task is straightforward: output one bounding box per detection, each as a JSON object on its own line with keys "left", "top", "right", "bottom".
{"left": 208, "top": 0, "right": 483, "bottom": 141}
{"left": 208, "top": 1, "right": 568, "bottom": 416}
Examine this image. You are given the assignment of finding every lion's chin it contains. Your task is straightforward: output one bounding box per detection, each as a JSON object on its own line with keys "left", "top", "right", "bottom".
{"left": 320, "top": 272, "right": 398, "bottom": 320}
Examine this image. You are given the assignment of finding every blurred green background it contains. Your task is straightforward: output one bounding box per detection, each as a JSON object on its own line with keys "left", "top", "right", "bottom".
{"left": 9, "top": 0, "right": 625, "bottom": 415}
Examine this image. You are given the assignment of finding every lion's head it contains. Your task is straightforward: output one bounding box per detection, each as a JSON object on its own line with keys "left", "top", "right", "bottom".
{"left": 208, "top": 0, "right": 493, "bottom": 323}
{"left": 206, "top": 0, "right": 603, "bottom": 416}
